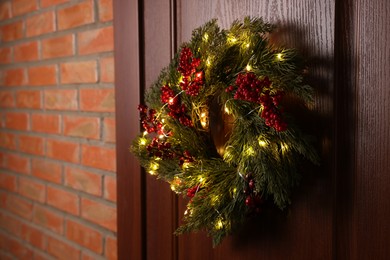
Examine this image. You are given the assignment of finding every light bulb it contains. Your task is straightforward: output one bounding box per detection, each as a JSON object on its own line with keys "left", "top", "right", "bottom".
{"left": 246, "top": 64, "right": 252, "bottom": 71}
{"left": 276, "top": 53, "right": 284, "bottom": 61}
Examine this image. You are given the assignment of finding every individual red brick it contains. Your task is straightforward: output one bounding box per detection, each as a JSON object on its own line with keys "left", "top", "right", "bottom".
{"left": 31, "top": 158, "right": 62, "bottom": 184}
{"left": 0, "top": 2, "right": 11, "bottom": 21}
{"left": 66, "top": 219, "right": 103, "bottom": 253}
{"left": 81, "top": 198, "right": 116, "bottom": 231}
{"left": 41, "top": 0, "right": 69, "bottom": 8}
{"left": 5, "top": 112, "right": 28, "bottom": 130}
{"left": 26, "top": 11, "right": 55, "bottom": 37}
{"left": 18, "top": 177, "right": 46, "bottom": 202}
{"left": 63, "top": 115, "right": 100, "bottom": 139}
{"left": 5, "top": 193, "right": 33, "bottom": 220}
{"left": 42, "top": 34, "right": 74, "bottom": 59}
{"left": 98, "top": 0, "right": 113, "bottom": 22}
{"left": 0, "top": 68, "right": 26, "bottom": 86}
{"left": 16, "top": 90, "right": 41, "bottom": 109}
{"left": 46, "top": 139, "right": 80, "bottom": 163}
{"left": 7, "top": 236, "right": 34, "bottom": 259}
{"left": 33, "top": 204, "right": 64, "bottom": 234}
{"left": 103, "top": 117, "right": 115, "bottom": 143}
{"left": 18, "top": 134, "right": 44, "bottom": 155}
{"left": 0, "top": 212, "right": 22, "bottom": 236}
{"left": 79, "top": 88, "right": 114, "bottom": 112}
{"left": 12, "top": 0, "right": 38, "bottom": 16}
{"left": 14, "top": 41, "right": 39, "bottom": 62}
{"left": 0, "top": 20, "right": 23, "bottom": 42}
{"left": 21, "top": 223, "right": 45, "bottom": 250}
{"left": 60, "top": 60, "right": 97, "bottom": 84}
{"left": 0, "top": 91, "right": 14, "bottom": 108}
{"left": 104, "top": 175, "right": 116, "bottom": 202}
{"left": 78, "top": 26, "right": 113, "bottom": 55}
{"left": 0, "top": 172, "right": 17, "bottom": 192}
{"left": 0, "top": 47, "right": 12, "bottom": 64}
{"left": 28, "top": 65, "right": 57, "bottom": 86}
{"left": 47, "top": 236, "right": 80, "bottom": 260}
{"left": 5, "top": 153, "right": 29, "bottom": 174}
{"left": 31, "top": 113, "right": 60, "bottom": 134}
{"left": 81, "top": 145, "right": 116, "bottom": 171}
{"left": 0, "top": 132, "right": 16, "bottom": 149}
{"left": 100, "top": 56, "right": 114, "bottom": 82}
{"left": 105, "top": 236, "right": 117, "bottom": 260}
{"left": 44, "top": 89, "right": 78, "bottom": 110}
{"left": 57, "top": 1, "right": 94, "bottom": 30}
{"left": 34, "top": 251, "right": 54, "bottom": 260}
{"left": 64, "top": 166, "right": 102, "bottom": 196}
{"left": 47, "top": 186, "right": 79, "bottom": 215}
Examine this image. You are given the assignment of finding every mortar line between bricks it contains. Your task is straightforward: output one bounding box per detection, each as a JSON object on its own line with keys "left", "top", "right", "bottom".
{"left": 0, "top": 51, "right": 115, "bottom": 69}
{"left": 0, "top": 209, "right": 112, "bottom": 258}
{"left": 0, "top": 188, "right": 117, "bottom": 236}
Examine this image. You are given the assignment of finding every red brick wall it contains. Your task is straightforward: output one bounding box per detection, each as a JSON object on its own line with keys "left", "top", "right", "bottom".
{"left": 0, "top": 0, "right": 117, "bottom": 259}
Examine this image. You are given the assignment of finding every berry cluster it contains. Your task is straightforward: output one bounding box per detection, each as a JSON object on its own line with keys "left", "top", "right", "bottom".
{"left": 178, "top": 47, "right": 203, "bottom": 96}
{"left": 146, "top": 137, "right": 175, "bottom": 159}
{"left": 138, "top": 104, "right": 165, "bottom": 135}
{"left": 161, "top": 85, "right": 193, "bottom": 127}
{"left": 259, "top": 91, "right": 287, "bottom": 132}
{"left": 187, "top": 185, "right": 201, "bottom": 198}
{"left": 243, "top": 174, "right": 264, "bottom": 214}
{"left": 226, "top": 72, "right": 287, "bottom": 132}
{"left": 179, "top": 150, "right": 194, "bottom": 167}
{"left": 226, "top": 72, "right": 271, "bottom": 103}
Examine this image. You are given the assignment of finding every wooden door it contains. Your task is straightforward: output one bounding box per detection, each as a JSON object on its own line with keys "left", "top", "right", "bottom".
{"left": 114, "top": 0, "right": 390, "bottom": 259}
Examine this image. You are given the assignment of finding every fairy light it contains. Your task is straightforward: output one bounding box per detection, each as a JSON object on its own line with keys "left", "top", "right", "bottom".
{"left": 170, "top": 184, "right": 176, "bottom": 191}
{"left": 182, "top": 162, "right": 190, "bottom": 169}
{"left": 224, "top": 105, "right": 231, "bottom": 114}
{"left": 258, "top": 140, "right": 267, "bottom": 147}
{"left": 143, "top": 131, "right": 148, "bottom": 136}
{"left": 200, "top": 110, "right": 208, "bottom": 128}
{"left": 203, "top": 33, "right": 209, "bottom": 42}
{"left": 246, "top": 64, "right": 252, "bottom": 71}
{"left": 228, "top": 35, "right": 237, "bottom": 43}
{"left": 168, "top": 97, "right": 174, "bottom": 105}
{"left": 196, "top": 72, "right": 202, "bottom": 78}
{"left": 245, "top": 43, "right": 250, "bottom": 48}
{"left": 198, "top": 176, "right": 205, "bottom": 183}
{"left": 281, "top": 143, "right": 289, "bottom": 151}
{"left": 158, "top": 134, "right": 164, "bottom": 139}
{"left": 206, "top": 57, "right": 212, "bottom": 67}
{"left": 148, "top": 170, "right": 156, "bottom": 175}
{"left": 215, "top": 219, "right": 224, "bottom": 230}
{"left": 139, "top": 138, "right": 147, "bottom": 146}
{"left": 276, "top": 53, "right": 284, "bottom": 61}
{"left": 246, "top": 146, "right": 255, "bottom": 156}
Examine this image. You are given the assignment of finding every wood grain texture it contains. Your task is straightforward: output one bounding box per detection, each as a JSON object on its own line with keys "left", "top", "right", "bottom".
{"left": 176, "top": 1, "right": 334, "bottom": 259}
{"left": 143, "top": 0, "right": 178, "bottom": 259}
{"left": 113, "top": 0, "right": 145, "bottom": 259}
{"left": 354, "top": 0, "right": 390, "bottom": 258}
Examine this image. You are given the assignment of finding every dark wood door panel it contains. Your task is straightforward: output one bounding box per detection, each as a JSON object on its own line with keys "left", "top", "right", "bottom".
{"left": 175, "top": 1, "right": 334, "bottom": 259}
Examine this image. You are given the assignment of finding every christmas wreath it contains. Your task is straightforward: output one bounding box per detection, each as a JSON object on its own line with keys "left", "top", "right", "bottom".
{"left": 131, "top": 17, "right": 319, "bottom": 245}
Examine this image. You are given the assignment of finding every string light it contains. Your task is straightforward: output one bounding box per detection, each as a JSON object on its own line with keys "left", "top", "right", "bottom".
{"left": 200, "top": 110, "right": 208, "bottom": 128}
{"left": 170, "top": 184, "right": 176, "bottom": 191}
{"left": 206, "top": 57, "right": 212, "bottom": 67}
{"left": 224, "top": 105, "right": 231, "bottom": 114}
{"left": 168, "top": 97, "right": 174, "bottom": 105}
{"left": 215, "top": 219, "right": 224, "bottom": 230}
{"left": 143, "top": 131, "right": 148, "bottom": 136}
{"left": 182, "top": 162, "right": 190, "bottom": 169}
{"left": 228, "top": 35, "right": 237, "bottom": 43}
{"left": 281, "top": 143, "right": 289, "bottom": 151}
{"left": 245, "top": 43, "right": 250, "bottom": 48}
{"left": 245, "top": 146, "right": 255, "bottom": 156}
{"left": 158, "top": 134, "right": 164, "bottom": 139}
{"left": 139, "top": 138, "right": 147, "bottom": 146}
{"left": 258, "top": 139, "right": 267, "bottom": 147}
{"left": 276, "top": 53, "right": 284, "bottom": 61}
{"left": 246, "top": 64, "right": 252, "bottom": 71}
{"left": 203, "top": 33, "right": 209, "bottom": 42}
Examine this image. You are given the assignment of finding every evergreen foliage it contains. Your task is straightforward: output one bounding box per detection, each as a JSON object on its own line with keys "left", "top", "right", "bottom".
{"left": 131, "top": 17, "right": 319, "bottom": 246}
